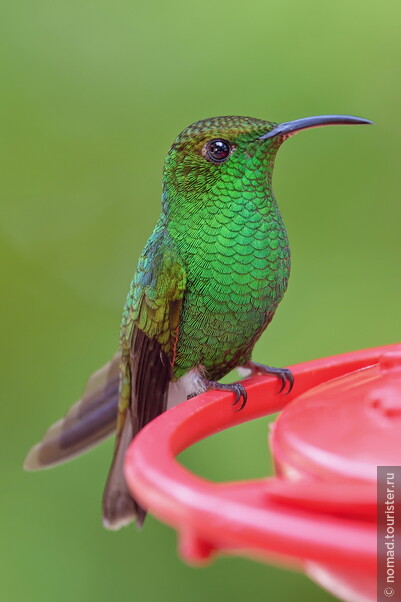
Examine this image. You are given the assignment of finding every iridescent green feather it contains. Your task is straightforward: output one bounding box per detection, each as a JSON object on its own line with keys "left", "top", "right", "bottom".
{"left": 118, "top": 215, "right": 186, "bottom": 419}
{"left": 161, "top": 116, "right": 290, "bottom": 380}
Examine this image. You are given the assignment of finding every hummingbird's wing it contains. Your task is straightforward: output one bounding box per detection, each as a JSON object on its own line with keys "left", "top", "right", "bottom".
{"left": 24, "top": 353, "right": 120, "bottom": 470}
{"left": 102, "top": 235, "right": 187, "bottom": 530}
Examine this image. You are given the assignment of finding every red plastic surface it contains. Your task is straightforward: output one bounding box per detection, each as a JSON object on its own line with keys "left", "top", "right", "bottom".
{"left": 124, "top": 343, "right": 401, "bottom": 601}
{"left": 272, "top": 352, "right": 401, "bottom": 484}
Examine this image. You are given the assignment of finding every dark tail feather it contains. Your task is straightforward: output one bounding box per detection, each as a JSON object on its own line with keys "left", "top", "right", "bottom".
{"left": 24, "top": 354, "right": 120, "bottom": 470}
{"left": 101, "top": 328, "right": 171, "bottom": 530}
{"left": 101, "top": 408, "right": 146, "bottom": 530}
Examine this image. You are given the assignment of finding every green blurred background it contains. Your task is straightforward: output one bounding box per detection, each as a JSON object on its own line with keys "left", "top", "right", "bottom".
{"left": 1, "top": 0, "right": 400, "bottom": 600}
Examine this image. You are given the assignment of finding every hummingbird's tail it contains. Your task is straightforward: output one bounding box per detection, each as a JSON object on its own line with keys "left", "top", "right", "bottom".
{"left": 101, "top": 405, "right": 147, "bottom": 530}
{"left": 24, "top": 354, "right": 120, "bottom": 471}
{"left": 24, "top": 336, "right": 189, "bottom": 531}
{"left": 100, "top": 377, "right": 189, "bottom": 531}
{"left": 101, "top": 328, "right": 176, "bottom": 530}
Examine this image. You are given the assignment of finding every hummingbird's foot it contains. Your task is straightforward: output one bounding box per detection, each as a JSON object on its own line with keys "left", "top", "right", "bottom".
{"left": 188, "top": 378, "right": 248, "bottom": 411}
{"left": 209, "top": 381, "right": 248, "bottom": 411}
{"left": 243, "top": 361, "right": 294, "bottom": 394}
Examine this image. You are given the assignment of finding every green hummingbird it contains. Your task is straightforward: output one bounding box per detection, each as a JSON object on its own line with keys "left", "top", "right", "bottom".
{"left": 24, "top": 113, "right": 371, "bottom": 529}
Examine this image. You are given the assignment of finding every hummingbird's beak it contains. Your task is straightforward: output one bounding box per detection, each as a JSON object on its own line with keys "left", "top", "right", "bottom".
{"left": 259, "top": 115, "right": 373, "bottom": 140}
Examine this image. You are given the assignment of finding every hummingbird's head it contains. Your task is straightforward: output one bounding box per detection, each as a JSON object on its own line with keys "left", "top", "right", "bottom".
{"left": 162, "top": 114, "right": 372, "bottom": 212}
{"left": 163, "top": 116, "right": 280, "bottom": 207}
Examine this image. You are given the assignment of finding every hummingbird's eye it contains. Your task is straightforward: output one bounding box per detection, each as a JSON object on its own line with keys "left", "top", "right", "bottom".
{"left": 204, "top": 139, "right": 232, "bottom": 164}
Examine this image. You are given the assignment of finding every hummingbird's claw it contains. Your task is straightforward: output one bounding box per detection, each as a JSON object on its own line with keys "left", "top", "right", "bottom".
{"left": 274, "top": 368, "right": 294, "bottom": 394}
{"left": 243, "top": 362, "right": 294, "bottom": 395}
{"left": 203, "top": 379, "right": 248, "bottom": 411}
{"left": 231, "top": 383, "right": 248, "bottom": 411}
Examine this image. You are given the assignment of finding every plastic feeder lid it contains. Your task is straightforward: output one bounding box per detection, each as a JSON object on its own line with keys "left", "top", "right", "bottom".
{"left": 124, "top": 343, "right": 400, "bottom": 573}
{"left": 272, "top": 347, "right": 401, "bottom": 485}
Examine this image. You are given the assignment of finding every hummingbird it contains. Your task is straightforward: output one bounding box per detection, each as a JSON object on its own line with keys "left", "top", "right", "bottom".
{"left": 24, "top": 113, "right": 372, "bottom": 529}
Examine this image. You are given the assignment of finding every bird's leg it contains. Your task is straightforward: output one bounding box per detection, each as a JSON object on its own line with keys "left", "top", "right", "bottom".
{"left": 187, "top": 377, "right": 248, "bottom": 411}
{"left": 242, "top": 361, "right": 294, "bottom": 394}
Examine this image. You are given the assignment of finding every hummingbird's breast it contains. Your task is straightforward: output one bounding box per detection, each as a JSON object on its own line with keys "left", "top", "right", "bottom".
{"left": 170, "top": 196, "right": 290, "bottom": 381}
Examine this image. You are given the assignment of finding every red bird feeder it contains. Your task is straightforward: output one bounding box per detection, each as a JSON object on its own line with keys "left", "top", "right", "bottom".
{"left": 124, "top": 343, "right": 401, "bottom": 602}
